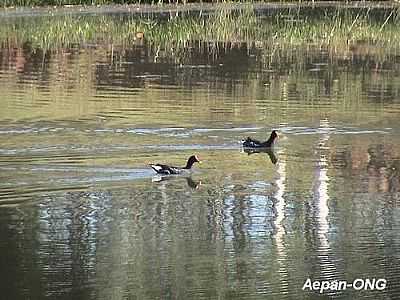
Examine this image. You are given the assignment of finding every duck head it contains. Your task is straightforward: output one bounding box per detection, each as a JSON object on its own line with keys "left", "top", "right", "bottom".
{"left": 185, "top": 155, "right": 201, "bottom": 169}
{"left": 267, "top": 130, "right": 278, "bottom": 144}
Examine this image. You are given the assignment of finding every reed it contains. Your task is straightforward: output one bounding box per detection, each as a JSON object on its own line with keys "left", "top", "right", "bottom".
{"left": 1, "top": 5, "right": 399, "bottom": 57}
{"left": 2, "top": 0, "right": 124, "bottom": 6}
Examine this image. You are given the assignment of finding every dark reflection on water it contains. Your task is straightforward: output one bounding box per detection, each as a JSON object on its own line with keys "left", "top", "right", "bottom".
{"left": 243, "top": 148, "right": 278, "bottom": 165}
{"left": 1, "top": 10, "right": 400, "bottom": 300}
{"left": 152, "top": 175, "right": 202, "bottom": 190}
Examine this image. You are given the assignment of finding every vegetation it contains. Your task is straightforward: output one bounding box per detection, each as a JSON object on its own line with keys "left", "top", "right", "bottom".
{"left": 1, "top": 5, "right": 400, "bottom": 125}
{"left": 1, "top": 0, "right": 278, "bottom": 7}
{"left": 1, "top": 5, "right": 400, "bottom": 56}
{"left": 3, "top": 0, "right": 133, "bottom": 6}
{"left": 0, "top": 0, "right": 328, "bottom": 7}
{"left": 2, "top": 0, "right": 400, "bottom": 7}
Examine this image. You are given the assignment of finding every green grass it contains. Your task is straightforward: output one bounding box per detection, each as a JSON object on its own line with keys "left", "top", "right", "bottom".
{"left": 1, "top": 5, "right": 400, "bottom": 58}
{"left": 0, "top": 1, "right": 316, "bottom": 7}
{"left": 2, "top": 0, "right": 252, "bottom": 6}
{"left": 2, "top": 0, "right": 135, "bottom": 6}
{"left": 1, "top": 6, "right": 400, "bottom": 129}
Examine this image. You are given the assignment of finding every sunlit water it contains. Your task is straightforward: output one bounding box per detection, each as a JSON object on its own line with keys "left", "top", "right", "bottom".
{"left": 1, "top": 9, "right": 400, "bottom": 300}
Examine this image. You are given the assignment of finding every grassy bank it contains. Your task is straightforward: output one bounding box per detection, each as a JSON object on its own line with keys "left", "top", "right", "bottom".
{"left": 2, "top": 0, "right": 269, "bottom": 7}
{"left": 3, "top": 0, "right": 139, "bottom": 6}
{"left": 1, "top": 5, "right": 400, "bottom": 54}
{"left": 3, "top": 0, "right": 400, "bottom": 8}
{"left": 1, "top": 5, "right": 400, "bottom": 128}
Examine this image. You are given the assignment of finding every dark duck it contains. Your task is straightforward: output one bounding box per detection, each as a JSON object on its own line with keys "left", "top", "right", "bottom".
{"left": 243, "top": 130, "right": 278, "bottom": 148}
{"left": 150, "top": 155, "right": 201, "bottom": 175}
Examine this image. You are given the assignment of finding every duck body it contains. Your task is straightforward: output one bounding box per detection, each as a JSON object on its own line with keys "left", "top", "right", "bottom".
{"left": 242, "top": 130, "right": 278, "bottom": 148}
{"left": 150, "top": 155, "right": 201, "bottom": 175}
{"left": 150, "top": 164, "right": 182, "bottom": 175}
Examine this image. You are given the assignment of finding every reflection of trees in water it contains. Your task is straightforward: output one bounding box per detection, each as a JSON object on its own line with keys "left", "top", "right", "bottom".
{"left": 231, "top": 184, "right": 249, "bottom": 282}
{"left": 367, "top": 144, "right": 400, "bottom": 194}
{"left": 0, "top": 190, "right": 109, "bottom": 299}
{"left": 1, "top": 45, "right": 51, "bottom": 81}
{"left": 2, "top": 137, "right": 400, "bottom": 298}
{"left": 0, "top": 203, "right": 44, "bottom": 299}
{"left": 330, "top": 142, "right": 400, "bottom": 194}
{"left": 2, "top": 42, "right": 400, "bottom": 117}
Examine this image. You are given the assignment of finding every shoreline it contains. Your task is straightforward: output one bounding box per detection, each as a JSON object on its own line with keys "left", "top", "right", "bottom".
{"left": 1, "top": 1, "right": 400, "bottom": 18}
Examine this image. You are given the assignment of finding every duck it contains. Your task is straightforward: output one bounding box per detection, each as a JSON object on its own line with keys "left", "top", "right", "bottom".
{"left": 149, "top": 155, "right": 201, "bottom": 175}
{"left": 242, "top": 130, "right": 278, "bottom": 148}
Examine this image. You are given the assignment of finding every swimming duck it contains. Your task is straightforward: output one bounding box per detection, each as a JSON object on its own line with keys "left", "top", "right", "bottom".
{"left": 242, "top": 130, "right": 278, "bottom": 148}
{"left": 150, "top": 155, "right": 201, "bottom": 175}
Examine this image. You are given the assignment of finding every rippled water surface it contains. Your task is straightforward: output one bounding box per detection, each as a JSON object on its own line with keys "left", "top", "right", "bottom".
{"left": 1, "top": 7, "right": 400, "bottom": 300}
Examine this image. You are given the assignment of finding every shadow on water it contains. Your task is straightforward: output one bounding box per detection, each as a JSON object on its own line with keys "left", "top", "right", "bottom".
{"left": 152, "top": 175, "right": 202, "bottom": 189}
{"left": 242, "top": 148, "right": 278, "bottom": 165}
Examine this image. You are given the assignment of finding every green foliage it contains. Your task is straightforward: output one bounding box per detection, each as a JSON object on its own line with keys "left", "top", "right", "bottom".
{"left": 2, "top": 0, "right": 133, "bottom": 6}
{"left": 2, "top": 0, "right": 205, "bottom": 5}
{"left": 1, "top": 5, "right": 400, "bottom": 56}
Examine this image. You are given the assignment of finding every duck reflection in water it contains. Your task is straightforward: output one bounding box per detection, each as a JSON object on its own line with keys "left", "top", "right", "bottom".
{"left": 243, "top": 147, "right": 278, "bottom": 165}
{"left": 367, "top": 145, "right": 400, "bottom": 193}
{"left": 152, "top": 175, "right": 202, "bottom": 189}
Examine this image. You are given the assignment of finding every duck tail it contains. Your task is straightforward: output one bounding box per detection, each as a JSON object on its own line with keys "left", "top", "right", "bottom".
{"left": 149, "top": 164, "right": 162, "bottom": 173}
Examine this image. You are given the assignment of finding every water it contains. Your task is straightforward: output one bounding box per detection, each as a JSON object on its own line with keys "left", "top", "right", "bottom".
{"left": 1, "top": 7, "right": 400, "bottom": 300}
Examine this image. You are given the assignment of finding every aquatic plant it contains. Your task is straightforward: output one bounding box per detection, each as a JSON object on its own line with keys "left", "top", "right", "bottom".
{"left": 0, "top": 5, "right": 399, "bottom": 60}
{"left": 3, "top": 0, "right": 114, "bottom": 6}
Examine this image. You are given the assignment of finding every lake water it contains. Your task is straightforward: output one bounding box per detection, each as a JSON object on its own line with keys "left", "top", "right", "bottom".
{"left": 1, "top": 6, "right": 400, "bottom": 300}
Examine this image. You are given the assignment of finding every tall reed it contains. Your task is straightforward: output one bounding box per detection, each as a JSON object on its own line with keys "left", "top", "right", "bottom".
{"left": 1, "top": 5, "right": 399, "bottom": 56}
